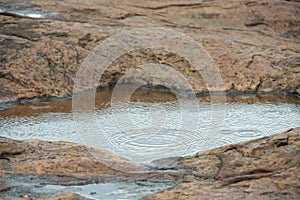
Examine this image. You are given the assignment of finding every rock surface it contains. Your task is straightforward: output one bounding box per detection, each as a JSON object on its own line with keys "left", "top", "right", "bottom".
{"left": 0, "top": 180, "right": 10, "bottom": 193}
{"left": 0, "top": 0, "right": 299, "bottom": 106}
{"left": 0, "top": 0, "right": 300, "bottom": 199}
{"left": 0, "top": 128, "right": 299, "bottom": 199}
{"left": 0, "top": 136, "right": 168, "bottom": 181}
{"left": 143, "top": 128, "right": 300, "bottom": 200}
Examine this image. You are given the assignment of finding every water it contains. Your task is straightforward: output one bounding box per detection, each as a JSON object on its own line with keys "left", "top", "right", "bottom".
{"left": 1, "top": 175, "right": 176, "bottom": 200}
{"left": 0, "top": 2, "right": 58, "bottom": 19}
{"left": 0, "top": 90, "right": 299, "bottom": 164}
{"left": 45, "top": 181, "right": 175, "bottom": 200}
{"left": 0, "top": 90, "right": 299, "bottom": 199}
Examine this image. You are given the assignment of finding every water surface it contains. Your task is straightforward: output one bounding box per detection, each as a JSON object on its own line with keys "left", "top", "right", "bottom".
{"left": 0, "top": 2, "right": 58, "bottom": 19}
{"left": 1, "top": 175, "right": 175, "bottom": 200}
{"left": 0, "top": 89, "right": 299, "bottom": 163}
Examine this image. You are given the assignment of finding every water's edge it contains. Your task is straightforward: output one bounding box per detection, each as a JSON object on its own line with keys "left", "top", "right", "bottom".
{"left": 1, "top": 86, "right": 299, "bottom": 111}
{"left": 1, "top": 88, "right": 299, "bottom": 200}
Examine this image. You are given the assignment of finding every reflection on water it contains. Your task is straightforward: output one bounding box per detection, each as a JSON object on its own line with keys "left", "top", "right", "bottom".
{"left": 45, "top": 181, "right": 176, "bottom": 200}
{"left": 0, "top": 2, "right": 58, "bottom": 19}
{"left": 0, "top": 89, "right": 299, "bottom": 163}
{"left": 2, "top": 175, "right": 176, "bottom": 200}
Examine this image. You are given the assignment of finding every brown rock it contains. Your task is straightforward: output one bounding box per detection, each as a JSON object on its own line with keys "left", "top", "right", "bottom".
{"left": 0, "top": 137, "right": 147, "bottom": 181}
{"left": 0, "top": 137, "right": 181, "bottom": 186}
{"left": 0, "top": 128, "right": 299, "bottom": 199}
{"left": 1, "top": 129, "right": 299, "bottom": 199}
{"left": 143, "top": 128, "right": 300, "bottom": 200}
{"left": 0, "top": 0, "right": 299, "bottom": 106}
{"left": 0, "top": 0, "right": 299, "bottom": 199}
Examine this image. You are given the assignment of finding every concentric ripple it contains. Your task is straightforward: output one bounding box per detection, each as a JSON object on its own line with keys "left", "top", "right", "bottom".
{"left": 1, "top": 100, "right": 299, "bottom": 163}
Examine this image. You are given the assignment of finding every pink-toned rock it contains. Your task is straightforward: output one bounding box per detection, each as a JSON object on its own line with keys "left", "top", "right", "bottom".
{"left": 0, "top": 128, "right": 299, "bottom": 199}
{"left": 0, "top": 0, "right": 299, "bottom": 106}
{"left": 0, "top": 137, "right": 144, "bottom": 180}
{"left": 143, "top": 128, "right": 300, "bottom": 200}
{"left": 0, "top": 0, "right": 299, "bottom": 199}
{"left": 0, "top": 136, "right": 180, "bottom": 184}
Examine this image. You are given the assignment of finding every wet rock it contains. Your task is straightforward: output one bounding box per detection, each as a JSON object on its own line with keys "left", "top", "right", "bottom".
{"left": 0, "top": 0, "right": 299, "bottom": 106}
{"left": 0, "top": 137, "right": 183, "bottom": 189}
{"left": 0, "top": 180, "right": 11, "bottom": 192}
{"left": 0, "top": 137, "right": 147, "bottom": 182}
{"left": 0, "top": 128, "right": 299, "bottom": 199}
{"left": 36, "top": 193, "right": 86, "bottom": 200}
{"left": 143, "top": 128, "right": 300, "bottom": 200}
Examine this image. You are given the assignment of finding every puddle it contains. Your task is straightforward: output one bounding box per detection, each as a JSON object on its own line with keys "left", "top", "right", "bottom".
{"left": 0, "top": 89, "right": 299, "bottom": 199}
{"left": 1, "top": 175, "right": 176, "bottom": 200}
{"left": 1, "top": 89, "right": 299, "bottom": 163}
{"left": 0, "top": 2, "right": 59, "bottom": 19}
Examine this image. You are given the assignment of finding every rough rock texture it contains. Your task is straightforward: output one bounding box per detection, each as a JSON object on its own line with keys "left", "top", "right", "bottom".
{"left": 0, "top": 0, "right": 300, "bottom": 199}
{"left": 0, "top": 128, "right": 299, "bottom": 199}
{"left": 0, "top": 0, "right": 300, "bottom": 106}
{"left": 143, "top": 128, "right": 300, "bottom": 200}
{"left": 0, "top": 136, "right": 170, "bottom": 182}
{"left": 0, "top": 136, "right": 182, "bottom": 196}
